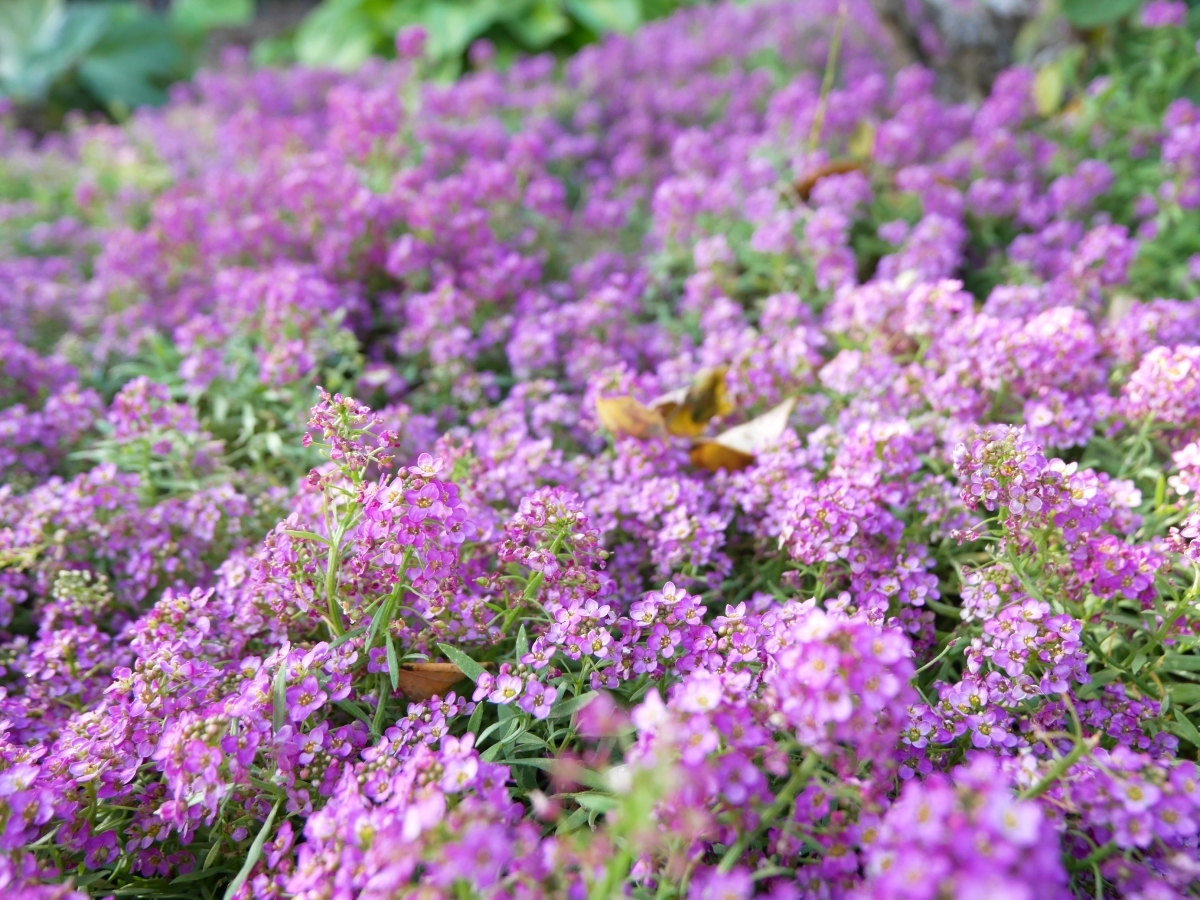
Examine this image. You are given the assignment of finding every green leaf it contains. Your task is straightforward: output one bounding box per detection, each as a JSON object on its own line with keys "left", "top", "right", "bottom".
{"left": 547, "top": 690, "right": 597, "bottom": 719}
{"left": 1170, "top": 683, "right": 1200, "bottom": 706}
{"left": 476, "top": 715, "right": 518, "bottom": 745}
{"left": 573, "top": 791, "right": 618, "bottom": 813}
{"left": 223, "top": 799, "right": 281, "bottom": 900}
{"left": 436, "top": 642, "right": 486, "bottom": 682}
{"left": 172, "top": 866, "right": 232, "bottom": 884}
{"left": 76, "top": 8, "right": 189, "bottom": 111}
{"left": 328, "top": 624, "right": 364, "bottom": 652}
{"left": 480, "top": 740, "right": 506, "bottom": 762}
{"left": 283, "top": 529, "right": 332, "bottom": 546}
{"left": 271, "top": 662, "right": 288, "bottom": 733}
{"left": 1062, "top": 0, "right": 1139, "bottom": 29}
{"left": 1159, "top": 655, "right": 1200, "bottom": 672}
{"left": 1075, "top": 667, "right": 1121, "bottom": 699}
{"left": 335, "top": 699, "right": 373, "bottom": 727}
{"left": 1032, "top": 63, "right": 1063, "bottom": 117}
{"left": 515, "top": 624, "right": 529, "bottom": 659}
{"left": 386, "top": 633, "right": 400, "bottom": 691}
{"left": 505, "top": 0, "right": 570, "bottom": 48}
{"left": 467, "top": 697, "right": 485, "bottom": 735}
{"left": 564, "top": 0, "right": 641, "bottom": 34}
{"left": 0, "top": 0, "right": 109, "bottom": 103}
{"left": 172, "top": 0, "right": 253, "bottom": 33}
{"left": 422, "top": 0, "right": 509, "bottom": 61}
{"left": 506, "top": 756, "right": 610, "bottom": 790}
{"left": 1169, "top": 709, "right": 1200, "bottom": 749}
{"left": 557, "top": 804, "right": 590, "bottom": 834}
{"left": 295, "top": 0, "right": 376, "bottom": 70}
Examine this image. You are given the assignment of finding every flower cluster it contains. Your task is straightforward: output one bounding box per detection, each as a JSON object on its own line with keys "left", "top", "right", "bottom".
{"left": 3, "top": 2, "right": 1200, "bottom": 898}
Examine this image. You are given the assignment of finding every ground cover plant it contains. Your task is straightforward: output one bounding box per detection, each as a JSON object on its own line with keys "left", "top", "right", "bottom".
{"left": 6, "top": 1, "right": 1200, "bottom": 897}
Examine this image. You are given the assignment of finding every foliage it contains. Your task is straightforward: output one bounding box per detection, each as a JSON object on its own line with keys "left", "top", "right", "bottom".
{"left": 0, "top": 0, "right": 252, "bottom": 126}
{"left": 277, "top": 0, "right": 700, "bottom": 72}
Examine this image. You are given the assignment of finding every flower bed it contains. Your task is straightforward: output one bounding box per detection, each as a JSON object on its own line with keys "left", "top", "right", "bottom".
{"left": 3, "top": 2, "right": 1200, "bottom": 898}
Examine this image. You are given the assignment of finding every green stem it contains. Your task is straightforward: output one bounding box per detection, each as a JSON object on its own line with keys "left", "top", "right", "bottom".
{"left": 718, "top": 753, "right": 817, "bottom": 873}
{"left": 808, "top": 0, "right": 848, "bottom": 153}
{"left": 915, "top": 637, "right": 959, "bottom": 675}
{"left": 1021, "top": 735, "right": 1095, "bottom": 800}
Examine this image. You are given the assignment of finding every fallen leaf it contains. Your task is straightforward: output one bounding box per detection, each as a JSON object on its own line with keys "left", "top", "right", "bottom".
{"left": 794, "top": 160, "right": 864, "bottom": 202}
{"left": 595, "top": 396, "right": 667, "bottom": 440}
{"left": 847, "top": 120, "right": 875, "bottom": 160}
{"left": 397, "top": 662, "right": 466, "bottom": 701}
{"left": 654, "top": 367, "right": 733, "bottom": 437}
{"left": 1033, "top": 63, "right": 1064, "bottom": 117}
{"left": 689, "top": 441, "right": 756, "bottom": 472}
{"left": 689, "top": 397, "right": 797, "bottom": 472}
{"left": 648, "top": 384, "right": 688, "bottom": 421}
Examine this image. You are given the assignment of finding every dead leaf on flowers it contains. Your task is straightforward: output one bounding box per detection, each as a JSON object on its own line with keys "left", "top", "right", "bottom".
{"left": 653, "top": 366, "right": 733, "bottom": 437}
{"left": 595, "top": 396, "right": 669, "bottom": 440}
{"left": 689, "top": 397, "right": 797, "bottom": 472}
{"left": 596, "top": 367, "right": 731, "bottom": 440}
{"left": 793, "top": 159, "right": 864, "bottom": 202}
{"left": 396, "top": 662, "right": 467, "bottom": 701}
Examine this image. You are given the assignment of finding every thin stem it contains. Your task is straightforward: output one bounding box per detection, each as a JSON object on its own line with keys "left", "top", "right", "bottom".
{"left": 807, "top": 0, "right": 848, "bottom": 154}
{"left": 718, "top": 753, "right": 817, "bottom": 873}
{"left": 915, "top": 637, "right": 959, "bottom": 675}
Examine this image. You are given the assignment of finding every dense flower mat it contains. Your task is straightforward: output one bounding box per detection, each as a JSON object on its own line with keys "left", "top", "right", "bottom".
{"left": 5, "top": 1, "right": 1200, "bottom": 897}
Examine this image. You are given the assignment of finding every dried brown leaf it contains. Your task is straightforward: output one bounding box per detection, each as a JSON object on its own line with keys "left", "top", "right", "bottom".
{"left": 689, "top": 442, "right": 756, "bottom": 472}
{"left": 658, "top": 367, "right": 733, "bottom": 437}
{"left": 689, "top": 397, "right": 797, "bottom": 472}
{"left": 595, "top": 396, "right": 668, "bottom": 440}
{"left": 794, "top": 159, "right": 864, "bottom": 202}
{"left": 397, "top": 663, "right": 467, "bottom": 701}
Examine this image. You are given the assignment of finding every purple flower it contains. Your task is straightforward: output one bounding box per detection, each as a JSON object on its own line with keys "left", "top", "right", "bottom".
{"left": 286, "top": 676, "right": 328, "bottom": 722}
{"left": 518, "top": 679, "right": 558, "bottom": 719}
{"left": 488, "top": 673, "right": 524, "bottom": 705}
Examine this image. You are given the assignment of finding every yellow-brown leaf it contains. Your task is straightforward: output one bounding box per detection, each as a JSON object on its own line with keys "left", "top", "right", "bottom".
{"left": 689, "top": 441, "right": 756, "bottom": 472}
{"left": 659, "top": 367, "right": 733, "bottom": 437}
{"left": 595, "top": 396, "right": 667, "bottom": 440}
{"left": 688, "top": 397, "right": 797, "bottom": 472}
{"left": 794, "top": 160, "right": 864, "bottom": 202}
{"left": 396, "top": 663, "right": 467, "bottom": 701}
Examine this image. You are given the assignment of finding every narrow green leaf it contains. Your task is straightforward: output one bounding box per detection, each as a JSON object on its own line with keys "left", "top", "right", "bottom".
{"left": 547, "top": 690, "right": 598, "bottom": 720}
{"left": 223, "top": 799, "right": 281, "bottom": 900}
{"left": 573, "top": 791, "right": 619, "bottom": 813}
{"left": 328, "top": 624, "right": 367, "bottom": 652}
{"left": 515, "top": 624, "right": 529, "bottom": 659}
{"left": 1170, "top": 683, "right": 1200, "bottom": 706}
{"left": 386, "top": 634, "right": 400, "bottom": 692}
{"left": 364, "top": 600, "right": 389, "bottom": 654}
{"left": 171, "top": 0, "right": 253, "bottom": 33}
{"left": 1159, "top": 655, "right": 1200, "bottom": 672}
{"left": 564, "top": 0, "right": 641, "bottom": 33}
{"left": 506, "top": 757, "right": 609, "bottom": 791}
{"left": 476, "top": 716, "right": 517, "bottom": 746}
{"left": 557, "top": 805, "right": 590, "bottom": 834}
{"left": 334, "top": 700, "right": 373, "bottom": 728}
{"left": 283, "top": 529, "right": 331, "bottom": 546}
{"left": 271, "top": 662, "right": 288, "bottom": 733}
{"left": 437, "top": 643, "right": 485, "bottom": 682}
{"left": 172, "top": 866, "right": 232, "bottom": 884}
{"left": 1062, "top": 0, "right": 1138, "bottom": 29}
{"left": 1170, "top": 709, "right": 1200, "bottom": 749}
{"left": 467, "top": 698, "right": 485, "bottom": 736}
